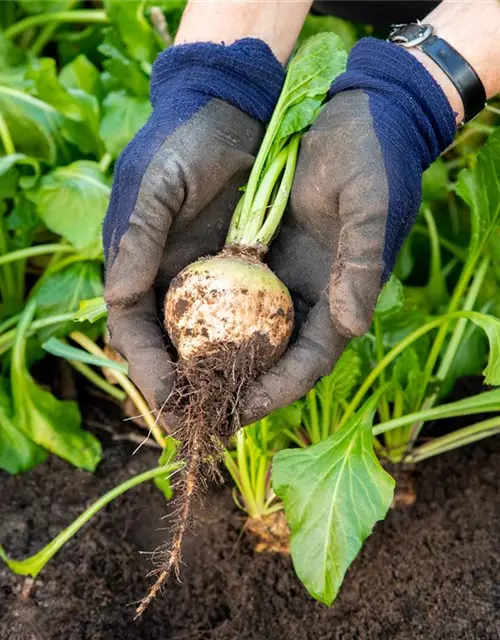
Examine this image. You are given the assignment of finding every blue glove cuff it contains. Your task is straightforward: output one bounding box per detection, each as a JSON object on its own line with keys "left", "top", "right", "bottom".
{"left": 329, "top": 38, "right": 456, "bottom": 279}
{"left": 329, "top": 37, "right": 456, "bottom": 169}
{"left": 150, "top": 38, "right": 285, "bottom": 124}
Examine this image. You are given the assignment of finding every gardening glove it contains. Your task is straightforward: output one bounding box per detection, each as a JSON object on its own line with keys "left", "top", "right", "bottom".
{"left": 103, "top": 39, "right": 284, "bottom": 423}
{"left": 241, "top": 38, "right": 456, "bottom": 423}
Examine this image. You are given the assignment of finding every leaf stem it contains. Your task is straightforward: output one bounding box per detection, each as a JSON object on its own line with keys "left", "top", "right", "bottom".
{"left": 340, "top": 310, "right": 496, "bottom": 429}
{"left": 68, "top": 360, "right": 126, "bottom": 402}
{"left": 69, "top": 332, "right": 166, "bottom": 448}
{"left": 255, "top": 134, "right": 300, "bottom": 245}
{"left": 0, "top": 244, "right": 77, "bottom": 267}
{"left": 99, "top": 152, "right": 112, "bottom": 174}
{"left": 0, "top": 112, "right": 15, "bottom": 155}
{"left": 236, "top": 146, "right": 289, "bottom": 245}
{"left": 373, "top": 389, "right": 500, "bottom": 436}
{"left": 0, "top": 462, "right": 184, "bottom": 578}
{"left": 410, "top": 255, "right": 491, "bottom": 444}
{"left": 5, "top": 10, "right": 109, "bottom": 40}
{"left": 405, "top": 416, "right": 500, "bottom": 463}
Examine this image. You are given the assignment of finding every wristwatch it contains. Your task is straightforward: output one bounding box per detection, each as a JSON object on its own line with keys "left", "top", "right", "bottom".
{"left": 388, "top": 22, "right": 486, "bottom": 126}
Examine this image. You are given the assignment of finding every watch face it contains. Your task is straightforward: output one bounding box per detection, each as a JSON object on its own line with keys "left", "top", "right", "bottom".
{"left": 389, "top": 23, "right": 433, "bottom": 47}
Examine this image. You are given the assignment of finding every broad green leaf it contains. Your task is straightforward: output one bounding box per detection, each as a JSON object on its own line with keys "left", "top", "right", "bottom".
{"left": 6, "top": 196, "right": 39, "bottom": 250}
{"left": 104, "top": 0, "right": 159, "bottom": 63}
{"left": 42, "top": 337, "right": 128, "bottom": 374}
{"left": 394, "top": 235, "right": 414, "bottom": 281}
{"left": 0, "top": 33, "right": 28, "bottom": 89}
{"left": 0, "top": 85, "right": 69, "bottom": 164}
{"left": 298, "top": 14, "right": 358, "bottom": 51}
{"left": 0, "top": 379, "right": 47, "bottom": 474}
{"left": 267, "top": 33, "right": 346, "bottom": 165}
{"left": 11, "top": 302, "right": 101, "bottom": 471}
{"left": 463, "top": 311, "right": 500, "bottom": 385}
{"left": 27, "top": 57, "right": 101, "bottom": 155}
{"left": 59, "top": 54, "right": 102, "bottom": 99}
{"left": 315, "top": 348, "right": 362, "bottom": 405}
{"left": 0, "top": 153, "right": 40, "bottom": 198}
{"left": 27, "top": 160, "right": 110, "bottom": 252}
{"left": 73, "top": 296, "right": 107, "bottom": 323}
{"left": 456, "top": 129, "right": 500, "bottom": 262}
{"left": 439, "top": 323, "right": 487, "bottom": 398}
{"left": 98, "top": 28, "right": 150, "bottom": 97}
{"left": 99, "top": 90, "right": 151, "bottom": 157}
{"left": 391, "top": 348, "right": 425, "bottom": 412}
{"left": 422, "top": 158, "right": 449, "bottom": 203}
{"left": 279, "top": 33, "right": 346, "bottom": 116}
{"left": 18, "top": 0, "right": 75, "bottom": 13}
{"left": 375, "top": 275, "right": 404, "bottom": 317}
{"left": 272, "top": 391, "right": 395, "bottom": 605}
{"left": 31, "top": 261, "right": 103, "bottom": 335}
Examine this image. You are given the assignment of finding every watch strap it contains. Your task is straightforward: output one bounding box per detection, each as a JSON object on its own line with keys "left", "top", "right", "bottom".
{"left": 389, "top": 23, "right": 486, "bottom": 124}
{"left": 419, "top": 34, "right": 486, "bottom": 124}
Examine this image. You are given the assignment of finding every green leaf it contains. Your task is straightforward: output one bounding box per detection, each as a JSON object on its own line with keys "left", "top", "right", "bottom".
{"left": 6, "top": 196, "right": 39, "bottom": 250}
{"left": 98, "top": 28, "right": 150, "bottom": 97}
{"left": 0, "top": 379, "right": 47, "bottom": 474}
{"left": 272, "top": 390, "right": 395, "bottom": 605}
{"left": 59, "top": 54, "right": 102, "bottom": 99}
{"left": 42, "top": 337, "right": 128, "bottom": 374}
{"left": 375, "top": 275, "right": 404, "bottom": 317}
{"left": 18, "top": 0, "right": 75, "bottom": 13}
{"left": 422, "top": 158, "right": 449, "bottom": 203}
{"left": 30, "top": 261, "right": 103, "bottom": 335}
{"left": 267, "top": 33, "right": 346, "bottom": 164}
{"left": 0, "top": 153, "right": 40, "bottom": 198}
{"left": 0, "top": 33, "right": 29, "bottom": 89}
{"left": 0, "top": 85, "right": 69, "bottom": 163}
{"left": 456, "top": 129, "right": 500, "bottom": 262}
{"left": 0, "top": 463, "right": 183, "bottom": 578}
{"left": 99, "top": 90, "right": 151, "bottom": 158}
{"left": 315, "top": 348, "right": 362, "bottom": 405}
{"left": 103, "top": 0, "right": 159, "bottom": 63}
{"left": 391, "top": 348, "right": 425, "bottom": 412}
{"left": 73, "top": 296, "right": 107, "bottom": 323}
{"left": 11, "top": 301, "right": 102, "bottom": 471}
{"left": 463, "top": 311, "right": 500, "bottom": 385}
{"left": 298, "top": 14, "right": 358, "bottom": 51}
{"left": 394, "top": 235, "right": 414, "bottom": 281}
{"left": 439, "top": 323, "right": 487, "bottom": 398}
{"left": 27, "top": 57, "right": 101, "bottom": 155}
{"left": 27, "top": 160, "right": 110, "bottom": 253}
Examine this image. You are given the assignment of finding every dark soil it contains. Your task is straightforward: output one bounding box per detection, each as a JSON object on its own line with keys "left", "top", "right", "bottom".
{"left": 1, "top": 397, "right": 500, "bottom": 640}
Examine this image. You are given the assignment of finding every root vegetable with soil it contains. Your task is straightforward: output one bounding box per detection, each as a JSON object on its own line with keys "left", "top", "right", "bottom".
{"left": 135, "top": 34, "right": 347, "bottom": 616}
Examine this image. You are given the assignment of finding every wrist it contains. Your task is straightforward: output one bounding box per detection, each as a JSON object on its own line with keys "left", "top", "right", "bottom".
{"left": 175, "top": 0, "right": 312, "bottom": 64}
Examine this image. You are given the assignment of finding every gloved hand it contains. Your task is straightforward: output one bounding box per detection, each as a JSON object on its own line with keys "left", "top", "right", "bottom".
{"left": 103, "top": 39, "right": 284, "bottom": 423}
{"left": 241, "top": 38, "right": 456, "bottom": 423}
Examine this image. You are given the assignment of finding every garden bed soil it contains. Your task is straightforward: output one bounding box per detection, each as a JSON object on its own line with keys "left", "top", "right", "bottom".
{"left": 1, "top": 394, "right": 500, "bottom": 640}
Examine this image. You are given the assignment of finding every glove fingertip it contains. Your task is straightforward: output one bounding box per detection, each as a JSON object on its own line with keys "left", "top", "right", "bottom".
{"left": 329, "top": 262, "right": 382, "bottom": 338}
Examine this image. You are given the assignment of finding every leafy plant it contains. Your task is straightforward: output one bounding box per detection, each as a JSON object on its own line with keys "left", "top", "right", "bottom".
{"left": 1, "top": 0, "right": 500, "bottom": 617}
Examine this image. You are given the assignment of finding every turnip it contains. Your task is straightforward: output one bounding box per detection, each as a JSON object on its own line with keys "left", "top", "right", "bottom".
{"left": 136, "top": 34, "right": 347, "bottom": 616}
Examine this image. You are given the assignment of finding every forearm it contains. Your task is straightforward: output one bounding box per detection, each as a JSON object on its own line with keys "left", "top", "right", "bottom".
{"left": 408, "top": 0, "right": 500, "bottom": 124}
{"left": 175, "top": 0, "right": 312, "bottom": 63}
